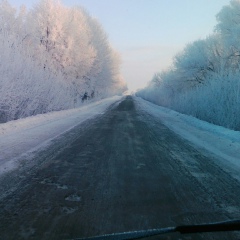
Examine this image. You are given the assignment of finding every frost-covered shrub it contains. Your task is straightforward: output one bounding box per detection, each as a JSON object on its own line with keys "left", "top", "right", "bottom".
{"left": 171, "top": 72, "right": 240, "bottom": 130}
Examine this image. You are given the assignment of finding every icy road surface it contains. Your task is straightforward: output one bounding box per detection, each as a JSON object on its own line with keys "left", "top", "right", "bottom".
{"left": 0, "top": 96, "right": 240, "bottom": 239}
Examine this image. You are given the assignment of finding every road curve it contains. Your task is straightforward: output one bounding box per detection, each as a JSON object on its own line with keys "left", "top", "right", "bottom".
{"left": 0, "top": 96, "right": 240, "bottom": 240}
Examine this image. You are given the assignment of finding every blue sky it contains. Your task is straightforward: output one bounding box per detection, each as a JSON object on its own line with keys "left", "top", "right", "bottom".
{"left": 9, "top": 0, "right": 231, "bottom": 90}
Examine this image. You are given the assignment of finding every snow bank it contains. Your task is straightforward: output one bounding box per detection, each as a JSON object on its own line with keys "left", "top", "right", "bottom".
{"left": 135, "top": 97, "right": 240, "bottom": 179}
{"left": 0, "top": 96, "right": 123, "bottom": 175}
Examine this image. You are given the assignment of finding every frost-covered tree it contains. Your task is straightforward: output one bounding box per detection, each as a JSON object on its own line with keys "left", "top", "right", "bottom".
{"left": 82, "top": 11, "right": 126, "bottom": 97}
{"left": 215, "top": 0, "right": 240, "bottom": 51}
{"left": 0, "top": 0, "right": 16, "bottom": 34}
{"left": 215, "top": 0, "right": 240, "bottom": 70}
{"left": 25, "top": 0, "right": 95, "bottom": 78}
{"left": 174, "top": 39, "right": 213, "bottom": 85}
{"left": 63, "top": 7, "right": 96, "bottom": 82}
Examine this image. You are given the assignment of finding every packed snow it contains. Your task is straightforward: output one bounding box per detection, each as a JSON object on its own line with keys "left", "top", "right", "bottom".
{"left": 135, "top": 96, "right": 240, "bottom": 181}
{"left": 0, "top": 96, "right": 123, "bottom": 176}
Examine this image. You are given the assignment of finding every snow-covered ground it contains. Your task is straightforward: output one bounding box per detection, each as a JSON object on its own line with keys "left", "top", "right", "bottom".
{"left": 0, "top": 96, "right": 123, "bottom": 176}
{"left": 135, "top": 96, "right": 240, "bottom": 181}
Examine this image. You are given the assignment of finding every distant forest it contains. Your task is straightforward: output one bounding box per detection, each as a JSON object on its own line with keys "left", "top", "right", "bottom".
{"left": 137, "top": 0, "right": 240, "bottom": 131}
{"left": 0, "top": 0, "right": 126, "bottom": 123}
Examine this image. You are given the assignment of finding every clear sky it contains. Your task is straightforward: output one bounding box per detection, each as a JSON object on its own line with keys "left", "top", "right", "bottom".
{"left": 9, "top": 0, "right": 231, "bottom": 91}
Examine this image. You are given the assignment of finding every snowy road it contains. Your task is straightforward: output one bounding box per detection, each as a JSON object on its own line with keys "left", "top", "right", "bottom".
{"left": 0, "top": 96, "right": 240, "bottom": 240}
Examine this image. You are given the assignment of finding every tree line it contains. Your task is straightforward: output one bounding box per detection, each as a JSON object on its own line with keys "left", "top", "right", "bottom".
{"left": 137, "top": 0, "right": 240, "bottom": 130}
{"left": 0, "top": 0, "right": 126, "bottom": 123}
